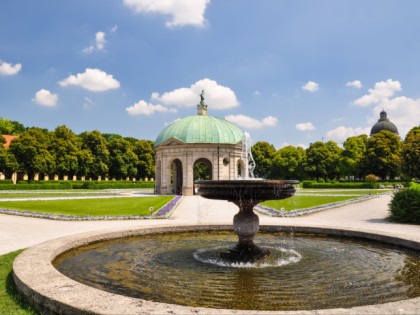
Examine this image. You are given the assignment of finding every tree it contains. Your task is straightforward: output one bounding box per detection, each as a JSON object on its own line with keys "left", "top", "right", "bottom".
{"left": 133, "top": 140, "right": 155, "bottom": 179}
{"left": 362, "top": 130, "right": 401, "bottom": 179}
{"left": 339, "top": 134, "right": 368, "bottom": 180}
{"left": 107, "top": 138, "right": 138, "bottom": 179}
{"left": 305, "top": 141, "right": 342, "bottom": 181}
{"left": 400, "top": 126, "right": 420, "bottom": 180}
{"left": 0, "top": 138, "right": 18, "bottom": 177}
{"left": 0, "top": 117, "right": 15, "bottom": 135}
{"left": 79, "top": 130, "right": 110, "bottom": 178}
{"left": 49, "top": 125, "right": 80, "bottom": 178}
{"left": 271, "top": 145, "right": 306, "bottom": 179}
{"left": 0, "top": 117, "right": 25, "bottom": 135}
{"left": 251, "top": 141, "right": 276, "bottom": 179}
{"left": 8, "top": 128, "right": 54, "bottom": 179}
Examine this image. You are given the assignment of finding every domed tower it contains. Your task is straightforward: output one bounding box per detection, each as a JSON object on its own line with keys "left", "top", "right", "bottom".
{"left": 370, "top": 110, "right": 399, "bottom": 136}
{"left": 154, "top": 91, "right": 247, "bottom": 195}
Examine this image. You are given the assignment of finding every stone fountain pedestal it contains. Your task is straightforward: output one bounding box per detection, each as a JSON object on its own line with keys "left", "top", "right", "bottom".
{"left": 195, "top": 180, "right": 298, "bottom": 262}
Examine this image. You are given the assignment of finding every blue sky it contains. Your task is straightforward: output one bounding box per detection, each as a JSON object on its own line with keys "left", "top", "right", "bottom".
{"left": 1, "top": 0, "right": 419, "bottom": 149}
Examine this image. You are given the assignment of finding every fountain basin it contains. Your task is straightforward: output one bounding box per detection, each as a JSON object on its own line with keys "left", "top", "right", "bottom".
{"left": 195, "top": 179, "right": 298, "bottom": 202}
{"left": 13, "top": 225, "right": 420, "bottom": 315}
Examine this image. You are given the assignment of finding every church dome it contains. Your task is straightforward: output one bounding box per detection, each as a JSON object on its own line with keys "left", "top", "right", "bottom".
{"left": 370, "top": 110, "right": 399, "bottom": 136}
{"left": 155, "top": 114, "right": 244, "bottom": 147}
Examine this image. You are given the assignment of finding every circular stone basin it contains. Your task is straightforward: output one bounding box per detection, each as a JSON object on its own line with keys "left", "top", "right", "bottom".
{"left": 195, "top": 179, "right": 298, "bottom": 202}
{"left": 53, "top": 230, "right": 420, "bottom": 311}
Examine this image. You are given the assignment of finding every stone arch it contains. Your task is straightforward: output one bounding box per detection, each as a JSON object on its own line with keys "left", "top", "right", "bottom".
{"left": 170, "top": 159, "right": 183, "bottom": 195}
{"left": 237, "top": 159, "right": 247, "bottom": 179}
{"left": 193, "top": 158, "right": 213, "bottom": 181}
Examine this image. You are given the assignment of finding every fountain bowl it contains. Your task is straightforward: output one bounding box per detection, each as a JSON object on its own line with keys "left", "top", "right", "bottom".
{"left": 195, "top": 179, "right": 299, "bottom": 202}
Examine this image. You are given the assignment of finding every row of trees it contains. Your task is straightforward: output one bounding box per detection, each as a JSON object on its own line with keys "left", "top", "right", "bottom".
{"left": 0, "top": 121, "right": 155, "bottom": 181}
{"left": 1, "top": 116, "right": 418, "bottom": 183}
{"left": 251, "top": 126, "right": 420, "bottom": 181}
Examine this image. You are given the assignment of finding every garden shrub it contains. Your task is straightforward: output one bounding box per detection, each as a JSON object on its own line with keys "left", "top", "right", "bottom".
{"left": 389, "top": 186, "right": 420, "bottom": 224}
{"left": 81, "top": 182, "right": 98, "bottom": 189}
{"left": 408, "top": 182, "right": 420, "bottom": 189}
{"left": 302, "top": 181, "right": 376, "bottom": 189}
{"left": 0, "top": 179, "right": 14, "bottom": 185}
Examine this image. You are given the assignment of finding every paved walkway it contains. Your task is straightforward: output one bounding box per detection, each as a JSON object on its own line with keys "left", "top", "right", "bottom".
{"left": 1, "top": 193, "right": 420, "bottom": 255}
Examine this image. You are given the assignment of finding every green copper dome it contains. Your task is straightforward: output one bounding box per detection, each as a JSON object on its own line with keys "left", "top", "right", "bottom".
{"left": 155, "top": 115, "right": 244, "bottom": 147}
{"left": 370, "top": 110, "right": 399, "bottom": 136}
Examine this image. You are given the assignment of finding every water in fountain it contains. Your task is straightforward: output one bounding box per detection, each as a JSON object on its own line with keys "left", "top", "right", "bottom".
{"left": 54, "top": 230, "right": 420, "bottom": 311}
{"left": 240, "top": 131, "right": 256, "bottom": 179}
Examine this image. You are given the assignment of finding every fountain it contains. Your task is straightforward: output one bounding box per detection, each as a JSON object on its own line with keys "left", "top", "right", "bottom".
{"left": 195, "top": 179, "right": 298, "bottom": 262}
{"left": 11, "top": 131, "right": 420, "bottom": 313}
{"left": 194, "top": 131, "right": 298, "bottom": 262}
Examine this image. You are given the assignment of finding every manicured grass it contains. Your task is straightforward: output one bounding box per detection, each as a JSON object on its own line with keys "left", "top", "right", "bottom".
{"left": 0, "top": 196, "right": 174, "bottom": 216}
{"left": 260, "top": 195, "right": 361, "bottom": 211}
{"left": 0, "top": 250, "right": 38, "bottom": 314}
{"left": 0, "top": 189, "right": 153, "bottom": 199}
{"left": 0, "top": 192, "right": 117, "bottom": 199}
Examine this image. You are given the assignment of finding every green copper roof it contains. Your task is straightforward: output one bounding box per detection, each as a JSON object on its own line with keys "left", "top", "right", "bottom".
{"left": 155, "top": 115, "right": 244, "bottom": 147}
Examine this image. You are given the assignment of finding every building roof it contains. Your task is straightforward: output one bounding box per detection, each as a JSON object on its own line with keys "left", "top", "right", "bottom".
{"left": 155, "top": 91, "right": 244, "bottom": 147}
{"left": 1, "top": 135, "right": 18, "bottom": 148}
{"left": 155, "top": 115, "right": 244, "bottom": 147}
{"left": 370, "top": 110, "right": 399, "bottom": 136}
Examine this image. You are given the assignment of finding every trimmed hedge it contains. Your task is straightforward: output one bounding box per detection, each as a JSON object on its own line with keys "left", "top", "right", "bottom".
{"left": 302, "top": 181, "right": 377, "bottom": 189}
{"left": 389, "top": 185, "right": 420, "bottom": 224}
{"left": 0, "top": 180, "right": 154, "bottom": 190}
{"left": 0, "top": 179, "right": 14, "bottom": 185}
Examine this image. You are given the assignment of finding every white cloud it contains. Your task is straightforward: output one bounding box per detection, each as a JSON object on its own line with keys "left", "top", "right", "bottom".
{"left": 110, "top": 25, "right": 118, "bottom": 33}
{"left": 302, "top": 81, "right": 319, "bottom": 92}
{"left": 346, "top": 80, "right": 362, "bottom": 89}
{"left": 32, "top": 89, "right": 58, "bottom": 107}
{"left": 326, "top": 126, "right": 369, "bottom": 142}
{"left": 225, "top": 114, "right": 278, "bottom": 129}
{"left": 84, "top": 31, "right": 107, "bottom": 54}
{"left": 0, "top": 60, "right": 22, "bottom": 76}
{"left": 83, "top": 97, "right": 94, "bottom": 109}
{"left": 123, "top": 0, "right": 210, "bottom": 28}
{"left": 126, "top": 100, "right": 177, "bottom": 116}
{"left": 254, "top": 91, "right": 261, "bottom": 96}
{"left": 261, "top": 116, "right": 278, "bottom": 126}
{"left": 58, "top": 68, "right": 120, "bottom": 92}
{"left": 354, "top": 79, "right": 401, "bottom": 106}
{"left": 296, "top": 122, "right": 315, "bottom": 131}
{"left": 152, "top": 78, "right": 239, "bottom": 110}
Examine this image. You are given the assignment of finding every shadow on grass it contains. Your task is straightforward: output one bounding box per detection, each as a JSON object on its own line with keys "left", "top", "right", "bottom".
{"left": 5, "top": 271, "right": 39, "bottom": 315}
{"left": 0, "top": 249, "right": 40, "bottom": 315}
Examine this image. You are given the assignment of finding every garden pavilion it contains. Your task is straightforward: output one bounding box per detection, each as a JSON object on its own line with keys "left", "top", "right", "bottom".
{"left": 154, "top": 91, "right": 247, "bottom": 196}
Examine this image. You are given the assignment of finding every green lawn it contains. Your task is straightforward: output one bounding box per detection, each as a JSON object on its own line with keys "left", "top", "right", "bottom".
{"left": 0, "top": 189, "right": 153, "bottom": 199}
{"left": 0, "top": 192, "right": 117, "bottom": 199}
{"left": 0, "top": 250, "right": 38, "bottom": 315}
{"left": 0, "top": 196, "right": 173, "bottom": 216}
{"left": 260, "top": 195, "right": 364, "bottom": 211}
